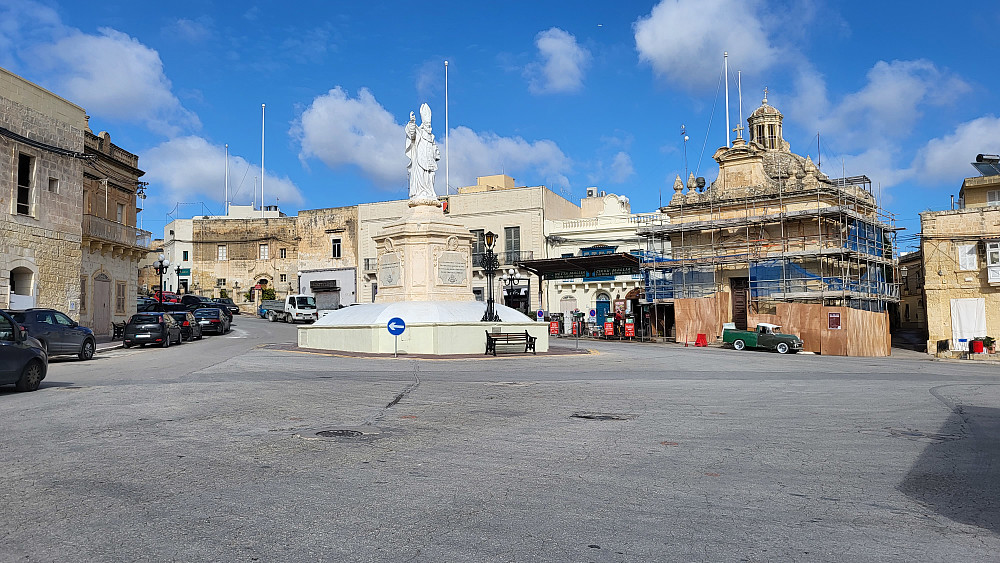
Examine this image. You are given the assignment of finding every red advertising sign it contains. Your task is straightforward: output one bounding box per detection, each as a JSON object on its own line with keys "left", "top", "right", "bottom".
{"left": 571, "top": 322, "right": 578, "bottom": 335}
{"left": 604, "top": 321, "right": 614, "bottom": 336}
{"left": 624, "top": 323, "right": 635, "bottom": 337}
{"left": 549, "top": 321, "right": 559, "bottom": 335}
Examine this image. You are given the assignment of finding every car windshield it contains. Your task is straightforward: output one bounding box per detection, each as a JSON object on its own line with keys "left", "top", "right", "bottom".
{"left": 9, "top": 312, "right": 26, "bottom": 323}
{"left": 194, "top": 309, "right": 219, "bottom": 318}
{"left": 131, "top": 314, "right": 161, "bottom": 324}
{"left": 296, "top": 296, "right": 316, "bottom": 309}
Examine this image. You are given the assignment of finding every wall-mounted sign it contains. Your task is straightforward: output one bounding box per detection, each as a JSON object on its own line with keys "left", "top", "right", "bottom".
{"left": 828, "top": 312, "right": 842, "bottom": 330}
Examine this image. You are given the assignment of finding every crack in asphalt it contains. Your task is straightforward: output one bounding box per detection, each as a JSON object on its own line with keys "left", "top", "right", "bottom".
{"left": 363, "top": 362, "right": 421, "bottom": 426}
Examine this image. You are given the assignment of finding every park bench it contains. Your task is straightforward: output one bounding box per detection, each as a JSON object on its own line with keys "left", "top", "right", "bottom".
{"left": 485, "top": 330, "right": 537, "bottom": 356}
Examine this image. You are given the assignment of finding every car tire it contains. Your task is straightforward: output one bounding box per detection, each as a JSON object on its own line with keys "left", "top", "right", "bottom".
{"left": 123, "top": 342, "right": 132, "bottom": 348}
{"left": 733, "top": 339, "right": 746, "bottom": 351}
{"left": 139, "top": 343, "right": 146, "bottom": 348}
{"left": 268, "top": 311, "right": 276, "bottom": 322}
{"left": 78, "top": 338, "right": 95, "bottom": 361}
{"left": 776, "top": 342, "right": 790, "bottom": 354}
{"left": 15, "top": 360, "right": 44, "bottom": 392}
{"left": 162, "top": 334, "right": 170, "bottom": 348}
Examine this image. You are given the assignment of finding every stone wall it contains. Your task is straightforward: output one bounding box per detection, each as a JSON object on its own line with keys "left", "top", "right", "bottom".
{"left": 0, "top": 69, "right": 86, "bottom": 316}
{"left": 191, "top": 216, "right": 299, "bottom": 299}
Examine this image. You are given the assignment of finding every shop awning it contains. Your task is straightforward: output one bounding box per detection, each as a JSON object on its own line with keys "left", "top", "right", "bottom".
{"left": 516, "top": 253, "right": 641, "bottom": 280}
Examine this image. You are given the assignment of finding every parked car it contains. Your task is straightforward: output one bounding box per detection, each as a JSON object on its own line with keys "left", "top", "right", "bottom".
{"left": 153, "top": 291, "right": 179, "bottom": 303}
{"left": 167, "top": 311, "right": 203, "bottom": 341}
{"left": 138, "top": 301, "right": 189, "bottom": 313}
{"left": 212, "top": 297, "right": 240, "bottom": 315}
{"left": 722, "top": 323, "right": 803, "bottom": 354}
{"left": 193, "top": 307, "right": 230, "bottom": 334}
{"left": 0, "top": 309, "right": 47, "bottom": 391}
{"left": 187, "top": 299, "right": 234, "bottom": 323}
{"left": 137, "top": 296, "right": 157, "bottom": 307}
{"left": 123, "top": 312, "right": 183, "bottom": 348}
{"left": 6, "top": 308, "right": 97, "bottom": 360}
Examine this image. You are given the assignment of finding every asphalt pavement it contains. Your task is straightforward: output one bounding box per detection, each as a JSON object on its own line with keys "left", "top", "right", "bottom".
{"left": 2, "top": 316, "right": 999, "bottom": 562}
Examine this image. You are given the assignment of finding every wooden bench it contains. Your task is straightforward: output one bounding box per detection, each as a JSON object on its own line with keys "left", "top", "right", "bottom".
{"left": 112, "top": 321, "right": 126, "bottom": 340}
{"left": 485, "top": 330, "right": 537, "bottom": 356}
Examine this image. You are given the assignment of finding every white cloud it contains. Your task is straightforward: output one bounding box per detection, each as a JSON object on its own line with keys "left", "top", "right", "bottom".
{"left": 0, "top": 0, "right": 63, "bottom": 68}
{"left": 168, "top": 18, "right": 212, "bottom": 43}
{"left": 142, "top": 136, "right": 303, "bottom": 209}
{"left": 789, "top": 60, "right": 969, "bottom": 148}
{"left": 609, "top": 152, "right": 635, "bottom": 183}
{"left": 445, "top": 126, "right": 572, "bottom": 190}
{"left": 293, "top": 87, "right": 406, "bottom": 189}
{"left": 911, "top": 116, "right": 1000, "bottom": 185}
{"left": 525, "top": 28, "right": 590, "bottom": 94}
{"left": 31, "top": 28, "right": 199, "bottom": 136}
{"left": 634, "top": 0, "right": 780, "bottom": 90}
{"left": 294, "top": 86, "right": 573, "bottom": 194}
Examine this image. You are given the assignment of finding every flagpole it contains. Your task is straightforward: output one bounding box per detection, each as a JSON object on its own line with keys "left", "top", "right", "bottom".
{"left": 261, "top": 103, "right": 265, "bottom": 217}
{"left": 224, "top": 143, "right": 229, "bottom": 216}
{"left": 724, "top": 52, "right": 730, "bottom": 148}
{"left": 445, "top": 59, "right": 449, "bottom": 195}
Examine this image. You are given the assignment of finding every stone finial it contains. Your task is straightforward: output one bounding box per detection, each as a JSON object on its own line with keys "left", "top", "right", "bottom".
{"left": 687, "top": 172, "right": 698, "bottom": 190}
{"left": 803, "top": 155, "right": 817, "bottom": 175}
{"left": 673, "top": 175, "right": 684, "bottom": 193}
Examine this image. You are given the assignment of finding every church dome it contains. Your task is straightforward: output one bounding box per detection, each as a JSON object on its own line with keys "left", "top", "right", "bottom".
{"left": 748, "top": 89, "right": 786, "bottom": 151}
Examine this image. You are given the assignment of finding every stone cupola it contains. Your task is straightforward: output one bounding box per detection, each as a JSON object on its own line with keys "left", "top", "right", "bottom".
{"left": 748, "top": 88, "right": 790, "bottom": 152}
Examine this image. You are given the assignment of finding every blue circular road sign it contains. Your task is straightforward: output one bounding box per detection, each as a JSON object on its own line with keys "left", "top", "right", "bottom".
{"left": 589, "top": 309, "right": 597, "bottom": 317}
{"left": 387, "top": 317, "right": 406, "bottom": 336}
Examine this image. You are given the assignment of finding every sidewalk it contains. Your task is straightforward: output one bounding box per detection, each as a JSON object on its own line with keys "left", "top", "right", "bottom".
{"left": 94, "top": 334, "right": 122, "bottom": 353}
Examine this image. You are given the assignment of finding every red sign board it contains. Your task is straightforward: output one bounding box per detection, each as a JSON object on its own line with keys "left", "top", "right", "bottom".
{"left": 624, "top": 323, "right": 635, "bottom": 337}
{"left": 604, "top": 321, "right": 614, "bottom": 336}
{"left": 549, "top": 321, "right": 559, "bottom": 335}
{"left": 571, "top": 322, "right": 578, "bottom": 335}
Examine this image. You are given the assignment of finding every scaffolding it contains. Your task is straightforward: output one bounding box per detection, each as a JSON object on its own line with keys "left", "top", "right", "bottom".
{"left": 638, "top": 175, "right": 899, "bottom": 316}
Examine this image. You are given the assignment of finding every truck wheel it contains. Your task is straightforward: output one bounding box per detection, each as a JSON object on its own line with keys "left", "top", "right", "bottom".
{"left": 776, "top": 342, "right": 790, "bottom": 354}
{"left": 268, "top": 311, "right": 276, "bottom": 322}
{"left": 286, "top": 314, "right": 293, "bottom": 323}
{"left": 733, "top": 339, "right": 746, "bottom": 351}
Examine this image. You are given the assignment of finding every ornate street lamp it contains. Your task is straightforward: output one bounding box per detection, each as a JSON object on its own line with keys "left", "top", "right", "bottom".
{"left": 499, "top": 268, "right": 523, "bottom": 309}
{"left": 152, "top": 254, "right": 170, "bottom": 303}
{"left": 480, "top": 230, "right": 501, "bottom": 322}
{"left": 175, "top": 265, "right": 183, "bottom": 294}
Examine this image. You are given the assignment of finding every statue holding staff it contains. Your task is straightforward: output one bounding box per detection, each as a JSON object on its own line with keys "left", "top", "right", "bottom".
{"left": 405, "top": 103, "right": 441, "bottom": 206}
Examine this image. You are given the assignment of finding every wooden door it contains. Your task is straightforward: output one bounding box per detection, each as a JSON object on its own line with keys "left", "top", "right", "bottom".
{"left": 730, "top": 277, "right": 750, "bottom": 330}
{"left": 94, "top": 274, "right": 111, "bottom": 336}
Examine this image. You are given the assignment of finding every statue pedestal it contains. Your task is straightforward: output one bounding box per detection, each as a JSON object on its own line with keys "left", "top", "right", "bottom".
{"left": 373, "top": 204, "right": 474, "bottom": 303}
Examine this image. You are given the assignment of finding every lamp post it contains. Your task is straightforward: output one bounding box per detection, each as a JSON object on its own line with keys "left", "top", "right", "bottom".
{"left": 499, "top": 268, "right": 523, "bottom": 310}
{"left": 480, "top": 230, "right": 501, "bottom": 322}
{"left": 175, "top": 265, "right": 183, "bottom": 295}
{"left": 152, "top": 254, "right": 170, "bottom": 303}
{"left": 233, "top": 281, "right": 240, "bottom": 302}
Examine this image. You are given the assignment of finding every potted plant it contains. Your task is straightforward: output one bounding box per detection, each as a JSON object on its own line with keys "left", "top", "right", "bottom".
{"left": 983, "top": 336, "right": 996, "bottom": 354}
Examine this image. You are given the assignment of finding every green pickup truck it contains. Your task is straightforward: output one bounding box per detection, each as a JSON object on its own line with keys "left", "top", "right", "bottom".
{"left": 722, "top": 323, "right": 803, "bottom": 354}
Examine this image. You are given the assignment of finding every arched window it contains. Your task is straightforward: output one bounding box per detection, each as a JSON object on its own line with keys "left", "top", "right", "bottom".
{"left": 9, "top": 266, "right": 35, "bottom": 308}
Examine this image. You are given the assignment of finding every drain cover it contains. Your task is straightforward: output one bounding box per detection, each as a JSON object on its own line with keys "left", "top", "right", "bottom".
{"left": 571, "top": 412, "right": 637, "bottom": 421}
{"left": 316, "top": 429, "right": 364, "bottom": 438}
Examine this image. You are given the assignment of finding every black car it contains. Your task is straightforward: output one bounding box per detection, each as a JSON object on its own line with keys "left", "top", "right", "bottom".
{"left": 6, "top": 308, "right": 96, "bottom": 360}
{"left": 137, "top": 301, "right": 189, "bottom": 313}
{"left": 123, "top": 312, "right": 183, "bottom": 348}
{"left": 212, "top": 297, "right": 240, "bottom": 315}
{"left": 0, "top": 309, "right": 47, "bottom": 391}
{"left": 188, "top": 301, "right": 234, "bottom": 323}
{"left": 167, "top": 311, "right": 203, "bottom": 341}
{"left": 193, "top": 308, "right": 229, "bottom": 334}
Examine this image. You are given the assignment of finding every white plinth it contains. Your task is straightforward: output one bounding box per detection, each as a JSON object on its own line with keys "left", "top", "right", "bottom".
{"left": 297, "top": 301, "right": 549, "bottom": 355}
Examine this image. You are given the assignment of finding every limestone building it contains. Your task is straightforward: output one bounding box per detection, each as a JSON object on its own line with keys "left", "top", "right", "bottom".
{"left": 920, "top": 165, "right": 1000, "bottom": 355}
{"left": 0, "top": 67, "right": 86, "bottom": 315}
{"left": 542, "top": 189, "right": 663, "bottom": 330}
{"left": 638, "top": 94, "right": 898, "bottom": 355}
{"left": 79, "top": 129, "right": 149, "bottom": 334}
{"left": 898, "top": 250, "right": 926, "bottom": 333}
{"left": 295, "top": 205, "right": 358, "bottom": 310}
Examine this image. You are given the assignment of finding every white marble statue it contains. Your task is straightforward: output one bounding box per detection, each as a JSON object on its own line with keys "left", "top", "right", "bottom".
{"left": 405, "top": 103, "right": 441, "bottom": 206}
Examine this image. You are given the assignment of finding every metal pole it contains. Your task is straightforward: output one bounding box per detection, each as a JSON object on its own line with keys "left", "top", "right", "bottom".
{"left": 445, "top": 60, "right": 449, "bottom": 195}
{"left": 394, "top": 334, "right": 398, "bottom": 358}
{"left": 225, "top": 144, "right": 229, "bottom": 216}
{"left": 261, "top": 103, "right": 265, "bottom": 217}
{"left": 724, "top": 52, "right": 730, "bottom": 148}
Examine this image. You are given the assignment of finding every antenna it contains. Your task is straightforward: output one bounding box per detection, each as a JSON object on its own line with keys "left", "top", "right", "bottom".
{"left": 817, "top": 132, "right": 821, "bottom": 170}
{"left": 737, "top": 70, "right": 743, "bottom": 138}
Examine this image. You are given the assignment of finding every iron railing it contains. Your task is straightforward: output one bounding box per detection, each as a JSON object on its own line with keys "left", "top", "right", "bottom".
{"left": 83, "top": 214, "right": 151, "bottom": 249}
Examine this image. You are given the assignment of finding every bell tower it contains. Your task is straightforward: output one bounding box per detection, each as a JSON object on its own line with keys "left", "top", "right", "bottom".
{"left": 748, "top": 88, "right": 788, "bottom": 151}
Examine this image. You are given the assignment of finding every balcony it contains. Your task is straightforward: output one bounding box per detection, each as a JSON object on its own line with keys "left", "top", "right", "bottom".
{"left": 472, "top": 250, "right": 534, "bottom": 268}
{"left": 82, "top": 213, "right": 152, "bottom": 259}
{"left": 364, "top": 257, "right": 378, "bottom": 272}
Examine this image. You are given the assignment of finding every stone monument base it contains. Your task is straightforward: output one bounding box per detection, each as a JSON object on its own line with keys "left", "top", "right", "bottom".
{"left": 297, "top": 301, "right": 549, "bottom": 355}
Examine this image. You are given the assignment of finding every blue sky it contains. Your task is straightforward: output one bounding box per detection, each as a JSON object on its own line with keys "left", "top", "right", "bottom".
{"left": 2, "top": 1, "right": 997, "bottom": 251}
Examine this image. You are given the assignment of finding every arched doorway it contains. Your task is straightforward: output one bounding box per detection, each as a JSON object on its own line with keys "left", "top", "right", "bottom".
{"left": 9, "top": 266, "right": 35, "bottom": 308}
{"left": 595, "top": 292, "right": 611, "bottom": 326}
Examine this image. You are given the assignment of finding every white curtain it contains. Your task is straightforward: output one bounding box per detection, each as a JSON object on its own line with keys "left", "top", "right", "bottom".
{"left": 950, "top": 298, "right": 987, "bottom": 350}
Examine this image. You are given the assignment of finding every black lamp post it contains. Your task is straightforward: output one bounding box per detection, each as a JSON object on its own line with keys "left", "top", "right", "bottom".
{"left": 499, "top": 268, "right": 523, "bottom": 310}
{"left": 480, "top": 230, "right": 501, "bottom": 322}
{"left": 174, "top": 265, "right": 183, "bottom": 294}
{"left": 152, "top": 254, "right": 170, "bottom": 303}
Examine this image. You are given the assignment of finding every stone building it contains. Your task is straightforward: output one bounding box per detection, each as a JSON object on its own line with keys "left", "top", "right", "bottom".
{"left": 920, "top": 168, "right": 1000, "bottom": 355}
{"left": 898, "top": 250, "right": 926, "bottom": 333}
{"left": 542, "top": 189, "right": 662, "bottom": 330}
{"left": 79, "top": 129, "right": 149, "bottom": 334}
{"left": 295, "top": 205, "right": 358, "bottom": 310}
{"left": 638, "top": 94, "right": 898, "bottom": 355}
{"left": 0, "top": 67, "right": 86, "bottom": 315}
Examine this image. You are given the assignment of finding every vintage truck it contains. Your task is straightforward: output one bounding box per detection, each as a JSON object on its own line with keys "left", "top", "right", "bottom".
{"left": 260, "top": 295, "right": 318, "bottom": 323}
{"left": 722, "top": 323, "right": 803, "bottom": 354}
